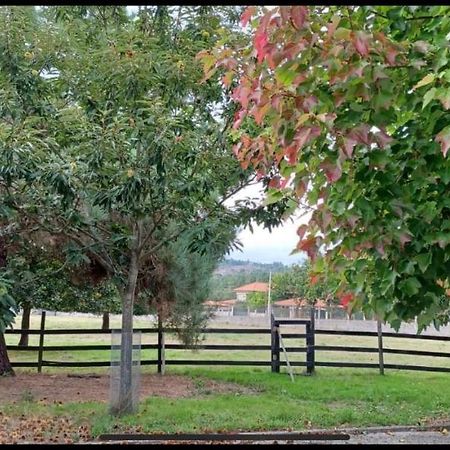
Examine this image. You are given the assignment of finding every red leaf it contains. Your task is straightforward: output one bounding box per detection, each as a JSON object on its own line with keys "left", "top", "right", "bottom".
{"left": 333, "top": 92, "right": 345, "bottom": 107}
{"left": 232, "top": 85, "right": 251, "bottom": 109}
{"left": 297, "top": 236, "right": 317, "bottom": 259}
{"left": 353, "top": 31, "right": 370, "bottom": 57}
{"left": 279, "top": 176, "right": 290, "bottom": 189}
{"left": 267, "top": 50, "right": 283, "bottom": 70}
{"left": 252, "top": 103, "right": 271, "bottom": 125}
{"left": 385, "top": 45, "right": 399, "bottom": 66}
{"left": 435, "top": 126, "right": 450, "bottom": 157}
{"left": 399, "top": 232, "right": 412, "bottom": 248}
{"left": 241, "top": 6, "right": 256, "bottom": 27}
{"left": 343, "top": 137, "right": 357, "bottom": 158}
{"left": 374, "top": 128, "right": 393, "bottom": 148}
{"left": 282, "top": 41, "right": 305, "bottom": 60}
{"left": 271, "top": 94, "right": 282, "bottom": 112}
{"left": 290, "top": 6, "right": 308, "bottom": 30}
{"left": 284, "top": 143, "right": 298, "bottom": 165}
{"left": 254, "top": 31, "right": 268, "bottom": 64}
{"left": 310, "top": 274, "right": 320, "bottom": 286}
{"left": 222, "top": 71, "right": 234, "bottom": 87}
{"left": 295, "top": 179, "right": 307, "bottom": 197}
{"left": 303, "top": 95, "right": 318, "bottom": 112}
{"left": 232, "top": 110, "right": 246, "bottom": 129}
{"left": 349, "top": 124, "right": 371, "bottom": 145}
{"left": 279, "top": 6, "right": 291, "bottom": 23}
{"left": 269, "top": 176, "right": 281, "bottom": 188}
{"left": 296, "top": 224, "right": 308, "bottom": 240}
{"left": 339, "top": 292, "right": 354, "bottom": 307}
{"left": 320, "top": 161, "right": 342, "bottom": 183}
{"left": 326, "top": 15, "right": 341, "bottom": 40}
{"left": 294, "top": 126, "right": 321, "bottom": 150}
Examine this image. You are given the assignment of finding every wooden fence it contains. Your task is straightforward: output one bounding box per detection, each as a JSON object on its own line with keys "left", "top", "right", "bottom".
{"left": 5, "top": 311, "right": 450, "bottom": 374}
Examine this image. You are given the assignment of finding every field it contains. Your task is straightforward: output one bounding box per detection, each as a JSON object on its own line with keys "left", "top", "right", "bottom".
{"left": 1, "top": 314, "right": 450, "bottom": 444}
{"left": 5, "top": 313, "right": 450, "bottom": 372}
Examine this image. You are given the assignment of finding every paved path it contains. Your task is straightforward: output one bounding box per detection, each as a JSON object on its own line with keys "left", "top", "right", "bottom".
{"left": 90, "top": 425, "right": 450, "bottom": 445}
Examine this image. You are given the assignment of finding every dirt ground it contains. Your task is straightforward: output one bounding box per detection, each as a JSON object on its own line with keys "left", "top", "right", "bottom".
{"left": 0, "top": 372, "right": 255, "bottom": 404}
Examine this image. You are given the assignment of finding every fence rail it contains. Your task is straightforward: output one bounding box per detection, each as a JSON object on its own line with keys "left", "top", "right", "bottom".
{"left": 5, "top": 312, "right": 450, "bottom": 374}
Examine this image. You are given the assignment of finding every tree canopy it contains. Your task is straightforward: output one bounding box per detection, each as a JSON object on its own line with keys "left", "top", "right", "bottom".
{"left": 200, "top": 5, "right": 450, "bottom": 331}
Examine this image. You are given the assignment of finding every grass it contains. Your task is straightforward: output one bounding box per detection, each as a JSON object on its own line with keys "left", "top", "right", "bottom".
{"left": 3, "top": 313, "right": 450, "bottom": 439}
{"left": 5, "top": 313, "right": 450, "bottom": 371}
{"left": 1, "top": 367, "right": 450, "bottom": 438}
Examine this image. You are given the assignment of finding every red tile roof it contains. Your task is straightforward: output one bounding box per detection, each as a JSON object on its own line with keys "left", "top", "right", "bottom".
{"left": 204, "top": 300, "right": 237, "bottom": 308}
{"left": 233, "top": 282, "right": 269, "bottom": 293}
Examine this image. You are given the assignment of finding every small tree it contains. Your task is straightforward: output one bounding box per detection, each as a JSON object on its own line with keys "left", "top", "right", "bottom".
{"left": 246, "top": 291, "right": 267, "bottom": 310}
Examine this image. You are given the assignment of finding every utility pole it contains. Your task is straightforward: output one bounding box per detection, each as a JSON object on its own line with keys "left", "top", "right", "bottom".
{"left": 267, "top": 271, "right": 272, "bottom": 325}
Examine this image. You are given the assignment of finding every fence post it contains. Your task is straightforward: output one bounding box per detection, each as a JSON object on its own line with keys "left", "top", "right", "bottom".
{"left": 270, "top": 314, "right": 280, "bottom": 373}
{"left": 305, "top": 307, "right": 315, "bottom": 375}
{"left": 377, "top": 318, "right": 385, "bottom": 375}
{"left": 37, "top": 311, "right": 46, "bottom": 373}
{"left": 157, "top": 317, "right": 165, "bottom": 375}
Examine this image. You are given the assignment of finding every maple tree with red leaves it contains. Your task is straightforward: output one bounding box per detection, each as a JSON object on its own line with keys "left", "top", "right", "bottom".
{"left": 199, "top": 5, "right": 450, "bottom": 330}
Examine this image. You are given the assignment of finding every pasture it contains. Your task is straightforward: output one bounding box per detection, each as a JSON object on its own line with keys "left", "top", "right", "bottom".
{"left": 1, "top": 313, "right": 450, "bottom": 443}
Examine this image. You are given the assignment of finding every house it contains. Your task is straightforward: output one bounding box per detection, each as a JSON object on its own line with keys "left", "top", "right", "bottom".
{"left": 203, "top": 299, "right": 237, "bottom": 316}
{"left": 233, "top": 282, "right": 269, "bottom": 302}
{"left": 273, "top": 298, "right": 344, "bottom": 319}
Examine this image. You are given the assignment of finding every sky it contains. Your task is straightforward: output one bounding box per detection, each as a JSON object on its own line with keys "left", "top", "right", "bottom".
{"left": 225, "top": 183, "right": 309, "bottom": 266}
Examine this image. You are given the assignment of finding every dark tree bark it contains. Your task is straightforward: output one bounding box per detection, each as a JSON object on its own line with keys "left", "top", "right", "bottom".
{"left": 101, "top": 312, "right": 110, "bottom": 330}
{"left": 18, "top": 303, "right": 31, "bottom": 347}
{"left": 0, "top": 333, "right": 14, "bottom": 376}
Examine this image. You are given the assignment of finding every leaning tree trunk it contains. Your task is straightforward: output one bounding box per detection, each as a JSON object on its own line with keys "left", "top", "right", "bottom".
{"left": 18, "top": 303, "right": 31, "bottom": 347}
{"left": 101, "top": 312, "right": 110, "bottom": 331}
{"left": 0, "top": 333, "right": 14, "bottom": 376}
{"left": 111, "top": 250, "right": 139, "bottom": 416}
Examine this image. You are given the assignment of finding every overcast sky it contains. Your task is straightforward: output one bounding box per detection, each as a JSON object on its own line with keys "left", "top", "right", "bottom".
{"left": 225, "top": 183, "right": 309, "bottom": 265}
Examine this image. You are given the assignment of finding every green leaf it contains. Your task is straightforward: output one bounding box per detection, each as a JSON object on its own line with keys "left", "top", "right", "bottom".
{"left": 414, "top": 253, "right": 432, "bottom": 273}
{"left": 422, "top": 87, "right": 437, "bottom": 109}
{"left": 399, "top": 277, "right": 421, "bottom": 296}
{"left": 413, "top": 73, "right": 435, "bottom": 90}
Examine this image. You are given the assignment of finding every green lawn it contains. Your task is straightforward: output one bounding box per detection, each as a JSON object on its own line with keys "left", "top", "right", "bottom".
{"left": 2, "top": 314, "right": 450, "bottom": 440}
{"left": 1, "top": 367, "right": 450, "bottom": 439}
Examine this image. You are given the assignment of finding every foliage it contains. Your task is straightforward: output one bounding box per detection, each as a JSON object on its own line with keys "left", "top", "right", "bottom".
{"left": 200, "top": 5, "right": 450, "bottom": 331}
{"left": 246, "top": 291, "right": 267, "bottom": 309}
{"left": 0, "top": 5, "right": 267, "bottom": 410}
{"left": 271, "top": 261, "right": 336, "bottom": 304}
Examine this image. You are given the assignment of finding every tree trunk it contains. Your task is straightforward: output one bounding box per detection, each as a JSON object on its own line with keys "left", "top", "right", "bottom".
{"left": 111, "top": 250, "right": 139, "bottom": 416}
{"left": 101, "top": 312, "right": 110, "bottom": 331}
{"left": 18, "top": 303, "right": 31, "bottom": 347}
{"left": 0, "top": 333, "right": 14, "bottom": 376}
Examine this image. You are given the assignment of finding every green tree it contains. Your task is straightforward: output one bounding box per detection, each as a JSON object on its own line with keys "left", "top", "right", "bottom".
{"left": 0, "top": 5, "right": 270, "bottom": 411}
{"left": 246, "top": 291, "right": 267, "bottom": 309}
{"left": 202, "top": 5, "right": 450, "bottom": 331}
{"left": 272, "top": 261, "right": 335, "bottom": 305}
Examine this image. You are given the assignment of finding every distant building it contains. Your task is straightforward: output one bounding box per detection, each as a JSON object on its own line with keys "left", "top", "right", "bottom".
{"left": 203, "top": 299, "right": 237, "bottom": 316}
{"left": 233, "top": 282, "right": 269, "bottom": 302}
{"left": 274, "top": 298, "right": 344, "bottom": 319}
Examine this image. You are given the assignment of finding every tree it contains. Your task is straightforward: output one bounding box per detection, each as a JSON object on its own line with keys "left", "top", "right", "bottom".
{"left": 272, "top": 261, "right": 336, "bottom": 306}
{"left": 201, "top": 6, "right": 450, "bottom": 331}
{"left": 246, "top": 291, "right": 267, "bottom": 309}
{"left": 0, "top": 5, "right": 276, "bottom": 412}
